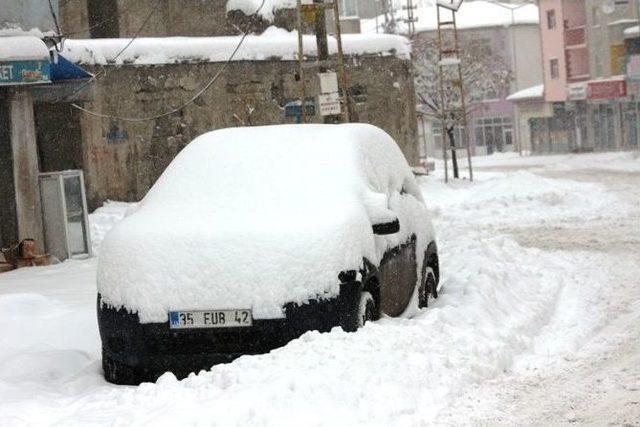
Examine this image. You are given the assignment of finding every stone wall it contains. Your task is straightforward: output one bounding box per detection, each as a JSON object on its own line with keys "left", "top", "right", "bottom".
{"left": 76, "top": 56, "right": 418, "bottom": 208}
{"left": 59, "top": 0, "right": 299, "bottom": 38}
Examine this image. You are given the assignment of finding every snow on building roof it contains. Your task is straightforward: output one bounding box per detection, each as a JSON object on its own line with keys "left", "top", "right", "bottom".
{"left": 0, "top": 36, "right": 50, "bottom": 61}
{"left": 361, "top": 0, "right": 539, "bottom": 34}
{"left": 62, "top": 27, "right": 410, "bottom": 66}
{"left": 624, "top": 25, "right": 639, "bottom": 38}
{"left": 226, "top": 0, "right": 296, "bottom": 21}
{"left": 506, "top": 84, "right": 544, "bottom": 102}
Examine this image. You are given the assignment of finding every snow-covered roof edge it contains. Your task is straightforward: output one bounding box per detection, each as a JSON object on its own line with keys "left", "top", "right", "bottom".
{"left": 624, "top": 25, "right": 639, "bottom": 38}
{"left": 506, "top": 84, "right": 544, "bottom": 102}
{"left": 226, "top": 0, "right": 296, "bottom": 22}
{"left": 361, "top": 1, "right": 539, "bottom": 35}
{"left": 62, "top": 28, "right": 411, "bottom": 66}
{"left": 0, "top": 36, "right": 50, "bottom": 61}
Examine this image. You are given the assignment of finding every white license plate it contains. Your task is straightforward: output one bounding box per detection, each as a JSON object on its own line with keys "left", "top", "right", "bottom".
{"left": 169, "top": 309, "right": 252, "bottom": 329}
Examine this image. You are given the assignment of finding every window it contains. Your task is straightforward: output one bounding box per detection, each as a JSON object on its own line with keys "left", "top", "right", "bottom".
{"left": 550, "top": 58, "right": 560, "bottom": 79}
{"left": 547, "top": 9, "right": 556, "bottom": 29}
{"left": 473, "top": 117, "right": 513, "bottom": 153}
{"left": 339, "top": 0, "right": 358, "bottom": 17}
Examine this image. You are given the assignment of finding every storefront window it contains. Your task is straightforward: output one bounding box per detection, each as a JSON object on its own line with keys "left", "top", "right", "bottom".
{"left": 473, "top": 117, "right": 513, "bottom": 154}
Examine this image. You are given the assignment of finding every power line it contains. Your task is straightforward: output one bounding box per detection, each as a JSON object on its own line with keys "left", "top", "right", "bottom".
{"left": 71, "top": 0, "right": 267, "bottom": 123}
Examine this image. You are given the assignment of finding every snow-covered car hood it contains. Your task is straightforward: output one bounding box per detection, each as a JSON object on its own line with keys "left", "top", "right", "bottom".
{"left": 97, "top": 124, "right": 432, "bottom": 322}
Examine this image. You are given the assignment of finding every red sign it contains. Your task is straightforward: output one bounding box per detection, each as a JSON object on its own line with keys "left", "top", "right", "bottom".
{"left": 587, "top": 80, "right": 627, "bottom": 100}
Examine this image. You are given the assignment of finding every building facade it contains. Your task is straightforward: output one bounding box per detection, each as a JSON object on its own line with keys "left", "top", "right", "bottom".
{"left": 413, "top": 5, "right": 543, "bottom": 159}
{"left": 529, "top": 0, "right": 640, "bottom": 154}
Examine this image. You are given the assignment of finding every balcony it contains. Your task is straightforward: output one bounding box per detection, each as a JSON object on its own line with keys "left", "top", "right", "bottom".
{"left": 564, "top": 26, "right": 586, "bottom": 49}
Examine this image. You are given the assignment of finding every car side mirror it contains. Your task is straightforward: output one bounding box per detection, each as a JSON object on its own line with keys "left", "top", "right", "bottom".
{"left": 372, "top": 219, "right": 400, "bottom": 235}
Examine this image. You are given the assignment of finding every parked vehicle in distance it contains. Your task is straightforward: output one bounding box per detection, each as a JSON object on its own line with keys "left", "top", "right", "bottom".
{"left": 97, "top": 124, "right": 440, "bottom": 384}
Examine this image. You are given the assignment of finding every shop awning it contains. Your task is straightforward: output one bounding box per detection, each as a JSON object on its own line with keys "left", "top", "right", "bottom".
{"left": 50, "top": 54, "right": 93, "bottom": 82}
{"left": 0, "top": 36, "right": 51, "bottom": 86}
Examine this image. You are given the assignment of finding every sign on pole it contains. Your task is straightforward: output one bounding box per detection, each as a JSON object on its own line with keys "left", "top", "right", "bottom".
{"left": 318, "top": 92, "right": 341, "bottom": 116}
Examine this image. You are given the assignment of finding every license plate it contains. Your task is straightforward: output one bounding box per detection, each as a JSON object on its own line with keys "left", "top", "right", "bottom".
{"left": 169, "top": 309, "right": 252, "bottom": 329}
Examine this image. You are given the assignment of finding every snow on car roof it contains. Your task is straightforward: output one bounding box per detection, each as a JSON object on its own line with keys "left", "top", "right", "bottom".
{"left": 97, "top": 124, "right": 431, "bottom": 323}
{"left": 62, "top": 27, "right": 411, "bottom": 66}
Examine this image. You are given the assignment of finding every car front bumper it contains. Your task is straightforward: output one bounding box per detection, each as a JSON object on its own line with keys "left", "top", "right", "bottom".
{"left": 98, "top": 281, "right": 361, "bottom": 384}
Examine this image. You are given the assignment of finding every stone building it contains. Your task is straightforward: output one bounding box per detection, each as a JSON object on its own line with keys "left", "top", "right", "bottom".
{"left": 61, "top": 36, "right": 418, "bottom": 207}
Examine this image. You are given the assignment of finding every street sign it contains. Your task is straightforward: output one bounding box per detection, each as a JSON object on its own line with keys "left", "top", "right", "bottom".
{"left": 568, "top": 82, "right": 587, "bottom": 101}
{"left": 0, "top": 60, "right": 50, "bottom": 86}
{"left": 587, "top": 79, "right": 627, "bottom": 100}
{"left": 319, "top": 72, "right": 339, "bottom": 94}
{"left": 318, "top": 92, "right": 341, "bottom": 116}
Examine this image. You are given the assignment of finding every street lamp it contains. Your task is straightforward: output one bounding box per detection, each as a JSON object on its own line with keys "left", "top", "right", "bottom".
{"left": 484, "top": 0, "right": 536, "bottom": 156}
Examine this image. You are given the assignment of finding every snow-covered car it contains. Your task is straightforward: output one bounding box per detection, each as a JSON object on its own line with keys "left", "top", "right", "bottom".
{"left": 97, "top": 124, "right": 440, "bottom": 384}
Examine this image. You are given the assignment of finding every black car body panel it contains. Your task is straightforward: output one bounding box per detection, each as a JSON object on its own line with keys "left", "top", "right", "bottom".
{"left": 98, "top": 281, "right": 362, "bottom": 384}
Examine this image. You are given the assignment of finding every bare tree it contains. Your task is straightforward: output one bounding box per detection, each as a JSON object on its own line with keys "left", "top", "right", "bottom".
{"left": 413, "top": 36, "right": 512, "bottom": 174}
{"left": 380, "top": 0, "right": 399, "bottom": 34}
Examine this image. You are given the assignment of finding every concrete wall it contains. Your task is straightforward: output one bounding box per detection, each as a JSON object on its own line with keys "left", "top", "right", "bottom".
{"left": 511, "top": 25, "right": 544, "bottom": 93}
{"left": 0, "top": 92, "right": 18, "bottom": 247}
{"left": 75, "top": 56, "right": 417, "bottom": 208}
{"left": 59, "top": 0, "right": 301, "bottom": 38}
{"left": 0, "top": 0, "right": 57, "bottom": 32}
{"left": 586, "top": 0, "right": 639, "bottom": 79}
{"left": 539, "top": 0, "right": 569, "bottom": 102}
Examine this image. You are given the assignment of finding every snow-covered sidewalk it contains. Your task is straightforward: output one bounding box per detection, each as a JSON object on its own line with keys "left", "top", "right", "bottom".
{"left": 0, "top": 151, "right": 638, "bottom": 426}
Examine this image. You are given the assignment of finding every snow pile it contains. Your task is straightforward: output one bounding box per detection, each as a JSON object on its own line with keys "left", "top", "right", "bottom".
{"left": 0, "top": 27, "right": 55, "bottom": 38}
{"left": 226, "top": 0, "right": 296, "bottom": 21}
{"left": 98, "top": 124, "right": 432, "bottom": 322}
{"left": 468, "top": 150, "right": 640, "bottom": 174}
{"left": 507, "top": 84, "right": 544, "bottom": 101}
{"left": 361, "top": 0, "right": 539, "bottom": 34}
{"left": 62, "top": 28, "right": 411, "bottom": 66}
{"left": 0, "top": 36, "right": 50, "bottom": 61}
{"left": 88, "top": 201, "right": 137, "bottom": 255}
{"left": 1, "top": 151, "right": 639, "bottom": 425}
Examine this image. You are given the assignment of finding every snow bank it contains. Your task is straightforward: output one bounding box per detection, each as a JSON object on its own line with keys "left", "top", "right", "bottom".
{"left": 226, "top": 0, "right": 296, "bottom": 21}
{"left": 361, "top": 0, "right": 539, "bottom": 34}
{"left": 0, "top": 36, "right": 50, "bottom": 61}
{"left": 1, "top": 151, "right": 638, "bottom": 424}
{"left": 88, "top": 201, "right": 137, "bottom": 255}
{"left": 98, "top": 124, "right": 432, "bottom": 322}
{"left": 62, "top": 28, "right": 411, "bottom": 66}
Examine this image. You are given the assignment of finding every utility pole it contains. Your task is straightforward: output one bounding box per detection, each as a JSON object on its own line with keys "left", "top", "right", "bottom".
{"left": 296, "top": 0, "right": 350, "bottom": 124}
{"left": 435, "top": 0, "right": 473, "bottom": 182}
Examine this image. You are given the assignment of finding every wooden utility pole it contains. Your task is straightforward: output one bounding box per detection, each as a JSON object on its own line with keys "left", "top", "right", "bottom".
{"left": 296, "top": 0, "right": 350, "bottom": 124}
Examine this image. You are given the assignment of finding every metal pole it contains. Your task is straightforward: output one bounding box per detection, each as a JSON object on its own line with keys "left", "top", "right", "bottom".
{"left": 296, "top": 0, "right": 307, "bottom": 123}
{"left": 333, "top": 0, "right": 351, "bottom": 122}
{"left": 436, "top": 5, "right": 449, "bottom": 183}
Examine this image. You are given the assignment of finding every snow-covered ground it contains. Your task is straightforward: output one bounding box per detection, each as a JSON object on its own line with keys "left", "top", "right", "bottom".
{"left": 0, "top": 151, "right": 638, "bottom": 426}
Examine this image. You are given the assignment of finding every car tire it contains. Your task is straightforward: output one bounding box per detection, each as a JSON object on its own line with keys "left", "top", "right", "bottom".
{"left": 419, "top": 266, "right": 437, "bottom": 309}
{"left": 357, "top": 291, "right": 376, "bottom": 328}
{"left": 102, "top": 350, "right": 136, "bottom": 385}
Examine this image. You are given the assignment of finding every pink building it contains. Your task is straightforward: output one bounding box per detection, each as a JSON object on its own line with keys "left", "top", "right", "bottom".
{"left": 538, "top": 0, "right": 589, "bottom": 102}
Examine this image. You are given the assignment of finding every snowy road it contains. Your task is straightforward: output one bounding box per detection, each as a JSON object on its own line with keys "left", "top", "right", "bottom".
{"left": 0, "top": 152, "right": 639, "bottom": 426}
